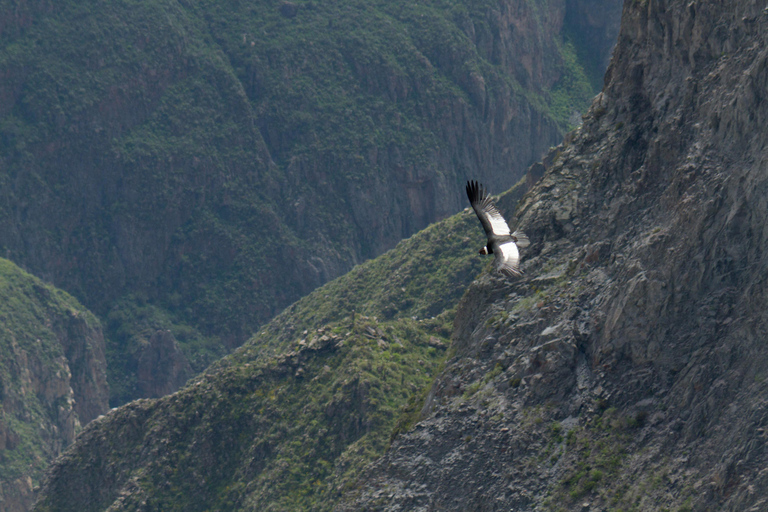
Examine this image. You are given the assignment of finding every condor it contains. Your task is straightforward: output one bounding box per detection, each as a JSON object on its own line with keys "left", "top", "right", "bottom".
{"left": 466, "top": 180, "right": 529, "bottom": 278}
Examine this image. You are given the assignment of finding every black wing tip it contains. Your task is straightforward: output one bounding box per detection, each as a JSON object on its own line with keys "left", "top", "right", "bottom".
{"left": 466, "top": 180, "right": 486, "bottom": 204}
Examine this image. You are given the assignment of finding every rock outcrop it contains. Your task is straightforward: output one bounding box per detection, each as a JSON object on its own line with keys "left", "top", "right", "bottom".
{"left": 339, "top": 0, "right": 768, "bottom": 510}
{"left": 0, "top": 259, "right": 108, "bottom": 512}
{"left": 135, "top": 330, "right": 193, "bottom": 399}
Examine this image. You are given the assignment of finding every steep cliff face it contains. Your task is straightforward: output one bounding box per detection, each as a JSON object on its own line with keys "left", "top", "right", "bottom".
{"left": 0, "top": 259, "right": 108, "bottom": 512}
{"left": 0, "top": 0, "right": 620, "bottom": 403}
{"left": 339, "top": 0, "right": 768, "bottom": 510}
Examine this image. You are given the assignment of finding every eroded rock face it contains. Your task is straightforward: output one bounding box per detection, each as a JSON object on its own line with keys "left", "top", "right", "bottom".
{"left": 59, "top": 311, "right": 109, "bottom": 426}
{"left": 340, "top": 0, "right": 768, "bottom": 510}
{"left": 0, "top": 260, "right": 108, "bottom": 512}
{"left": 136, "top": 330, "right": 193, "bottom": 399}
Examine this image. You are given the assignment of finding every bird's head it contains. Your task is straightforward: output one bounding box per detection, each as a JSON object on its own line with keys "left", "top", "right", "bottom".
{"left": 478, "top": 246, "right": 489, "bottom": 255}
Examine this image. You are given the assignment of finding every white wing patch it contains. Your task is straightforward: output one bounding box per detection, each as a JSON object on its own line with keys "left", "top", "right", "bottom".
{"left": 480, "top": 198, "right": 511, "bottom": 236}
{"left": 495, "top": 240, "right": 522, "bottom": 277}
{"left": 487, "top": 210, "right": 511, "bottom": 237}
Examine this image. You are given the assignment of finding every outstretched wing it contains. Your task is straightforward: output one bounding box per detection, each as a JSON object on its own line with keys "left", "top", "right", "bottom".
{"left": 494, "top": 240, "right": 523, "bottom": 277}
{"left": 466, "top": 180, "right": 511, "bottom": 238}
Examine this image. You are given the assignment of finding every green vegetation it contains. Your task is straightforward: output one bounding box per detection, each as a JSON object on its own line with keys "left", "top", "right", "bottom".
{"left": 544, "top": 406, "right": 678, "bottom": 510}
{"left": 80, "top": 316, "right": 446, "bottom": 512}
{"left": 236, "top": 205, "right": 489, "bottom": 359}
{"left": 547, "top": 35, "right": 595, "bottom": 128}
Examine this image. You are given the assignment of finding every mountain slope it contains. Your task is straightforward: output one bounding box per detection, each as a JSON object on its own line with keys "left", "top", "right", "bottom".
{"left": 30, "top": 0, "right": 768, "bottom": 509}
{"left": 0, "top": 258, "right": 108, "bottom": 512}
{"left": 338, "top": 0, "right": 768, "bottom": 510}
{"left": 0, "top": 0, "right": 620, "bottom": 404}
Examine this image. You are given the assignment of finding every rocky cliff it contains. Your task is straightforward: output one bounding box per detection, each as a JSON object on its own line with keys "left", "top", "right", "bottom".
{"left": 338, "top": 0, "right": 768, "bottom": 510}
{"left": 0, "top": 0, "right": 620, "bottom": 404}
{"left": 0, "top": 259, "right": 108, "bottom": 512}
{"left": 30, "top": 0, "right": 768, "bottom": 510}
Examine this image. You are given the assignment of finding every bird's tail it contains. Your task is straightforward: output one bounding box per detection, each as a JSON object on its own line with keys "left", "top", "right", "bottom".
{"left": 512, "top": 230, "right": 529, "bottom": 248}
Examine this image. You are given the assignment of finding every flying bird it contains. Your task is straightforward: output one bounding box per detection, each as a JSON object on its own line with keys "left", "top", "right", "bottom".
{"left": 466, "top": 180, "right": 529, "bottom": 278}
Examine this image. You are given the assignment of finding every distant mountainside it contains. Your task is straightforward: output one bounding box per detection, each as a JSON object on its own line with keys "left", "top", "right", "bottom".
{"left": 0, "top": 0, "right": 620, "bottom": 405}
{"left": 0, "top": 258, "right": 108, "bottom": 512}
{"left": 31, "top": 0, "right": 768, "bottom": 511}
